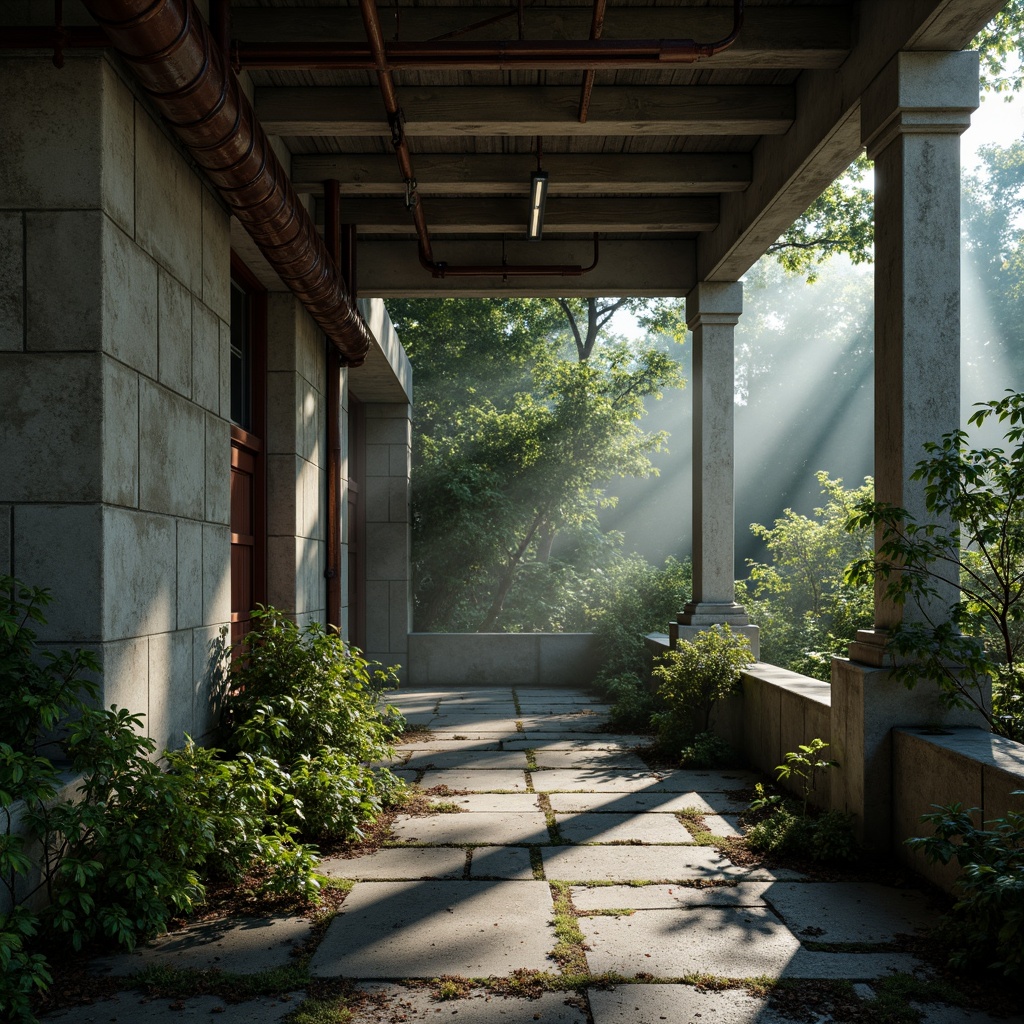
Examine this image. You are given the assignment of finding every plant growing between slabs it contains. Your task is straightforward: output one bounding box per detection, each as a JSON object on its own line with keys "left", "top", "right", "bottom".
{"left": 846, "top": 391, "right": 1024, "bottom": 740}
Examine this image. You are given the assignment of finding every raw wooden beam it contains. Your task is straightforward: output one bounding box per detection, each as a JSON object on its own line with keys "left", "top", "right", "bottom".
{"left": 291, "top": 153, "right": 752, "bottom": 196}
{"left": 231, "top": 5, "right": 851, "bottom": 70}
{"left": 313, "top": 196, "right": 720, "bottom": 233}
{"left": 257, "top": 85, "right": 795, "bottom": 137}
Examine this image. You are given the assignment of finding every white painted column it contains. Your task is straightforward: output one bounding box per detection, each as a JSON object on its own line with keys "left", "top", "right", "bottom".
{"left": 673, "top": 281, "right": 757, "bottom": 654}
{"left": 832, "top": 51, "right": 981, "bottom": 848}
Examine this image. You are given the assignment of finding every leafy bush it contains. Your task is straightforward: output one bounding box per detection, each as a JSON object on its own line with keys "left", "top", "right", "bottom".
{"left": 907, "top": 799, "right": 1024, "bottom": 977}
{"left": 776, "top": 738, "right": 837, "bottom": 815}
{"left": 679, "top": 731, "right": 738, "bottom": 769}
{"left": 651, "top": 625, "right": 752, "bottom": 750}
{"left": 226, "top": 608, "right": 406, "bottom": 840}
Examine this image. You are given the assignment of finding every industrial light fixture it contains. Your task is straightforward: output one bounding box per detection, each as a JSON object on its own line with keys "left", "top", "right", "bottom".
{"left": 528, "top": 136, "right": 548, "bottom": 239}
{"left": 528, "top": 170, "right": 549, "bottom": 239}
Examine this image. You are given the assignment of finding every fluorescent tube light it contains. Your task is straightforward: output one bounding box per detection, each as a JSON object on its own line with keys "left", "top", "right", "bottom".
{"left": 528, "top": 170, "right": 549, "bottom": 239}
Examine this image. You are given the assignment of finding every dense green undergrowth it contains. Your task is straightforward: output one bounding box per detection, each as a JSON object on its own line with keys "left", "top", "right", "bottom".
{"left": 0, "top": 578, "right": 405, "bottom": 1023}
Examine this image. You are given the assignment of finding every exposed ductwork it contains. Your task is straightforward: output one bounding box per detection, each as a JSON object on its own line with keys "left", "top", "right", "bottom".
{"left": 78, "top": 0, "right": 373, "bottom": 366}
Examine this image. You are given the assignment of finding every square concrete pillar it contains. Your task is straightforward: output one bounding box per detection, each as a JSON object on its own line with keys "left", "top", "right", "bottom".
{"left": 833, "top": 51, "right": 982, "bottom": 849}
{"left": 673, "top": 282, "right": 757, "bottom": 655}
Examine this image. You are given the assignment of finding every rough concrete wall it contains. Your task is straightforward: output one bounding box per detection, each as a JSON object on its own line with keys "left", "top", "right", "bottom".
{"left": 0, "top": 55, "right": 231, "bottom": 750}
{"left": 363, "top": 403, "right": 411, "bottom": 674}
{"left": 265, "top": 294, "right": 328, "bottom": 627}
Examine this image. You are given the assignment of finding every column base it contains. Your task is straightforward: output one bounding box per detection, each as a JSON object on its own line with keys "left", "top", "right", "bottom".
{"left": 668, "top": 606, "right": 759, "bottom": 660}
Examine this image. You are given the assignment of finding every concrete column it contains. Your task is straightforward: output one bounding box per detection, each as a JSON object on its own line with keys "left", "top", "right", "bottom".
{"left": 673, "top": 282, "right": 758, "bottom": 655}
{"left": 832, "top": 51, "right": 981, "bottom": 848}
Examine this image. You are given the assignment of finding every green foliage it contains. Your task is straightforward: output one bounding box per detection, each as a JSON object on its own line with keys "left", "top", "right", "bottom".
{"left": 846, "top": 392, "right": 1024, "bottom": 739}
{"left": 0, "top": 907, "right": 51, "bottom": 1024}
{"left": 743, "top": 472, "right": 874, "bottom": 681}
{"left": 226, "top": 608, "right": 406, "bottom": 840}
{"left": 908, "top": 798, "right": 1024, "bottom": 977}
{"left": 775, "top": 738, "right": 838, "bottom": 816}
{"left": 767, "top": 155, "right": 875, "bottom": 281}
{"left": 679, "top": 731, "right": 737, "bottom": 770}
{"left": 651, "top": 625, "right": 752, "bottom": 747}
{"left": 973, "top": 0, "right": 1024, "bottom": 95}
{"left": 392, "top": 297, "right": 685, "bottom": 633}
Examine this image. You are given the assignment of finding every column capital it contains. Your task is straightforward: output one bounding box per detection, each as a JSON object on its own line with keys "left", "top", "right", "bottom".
{"left": 862, "top": 51, "right": 979, "bottom": 159}
{"left": 686, "top": 280, "right": 743, "bottom": 330}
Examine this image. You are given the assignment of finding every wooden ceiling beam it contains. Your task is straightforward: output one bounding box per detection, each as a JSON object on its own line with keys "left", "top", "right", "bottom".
{"left": 231, "top": 5, "right": 851, "bottom": 70}
{"left": 291, "top": 153, "right": 752, "bottom": 196}
{"left": 354, "top": 238, "right": 696, "bottom": 297}
{"left": 313, "top": 196, "right": 719, "bottom": 234}
{"left": 257, "top": 86, "right": 795, "bottom": 137}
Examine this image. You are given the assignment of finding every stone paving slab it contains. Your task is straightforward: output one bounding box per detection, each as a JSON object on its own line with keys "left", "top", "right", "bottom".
{"left": 911, "top": 1003, "right": 1024, "bottom": 1023}
{"left": 763, "top": 882, "right": 938, "bottom": 943}
{"left": 388, "top": 810, "right": 550, "bottom": 845}
{"left": 780, "top": 949, "right": 925, "bottom": 978}
{"left": 418, "top": 769, "right": 528, "bottom": 791}
{"left": 541, "top": 844, "right": 793, "bottom": 882}
{"left": 428, "top": 716, "right": 523, "bottom": 732}
{"left": 588, "top": 985, "right": 794, "bottom": 1024}
{"left": 580, "top": 906, "right": 802, "bottom": 977}
{"left": 548, "top": 791, "right": 743, "bottom": 814}
{"left": 351, "top": 985, "right": 587, "bottom": 1022}
{"left": 519, "top": 714, "right": 610, "bottom": 732}
{"left": 399, "top": 712, "right": 438, "bottom": 727}
{"left": 556, "top": 811, "right": 694, "bottom": 845}
{"left": 470, "top": 846, "right": 537, "bottom": 880}
{"left": 90, "top": 915, "right": 313, "bottom": 977}
{"left": 42, "top": 993, "right": 303, "bottom": 1023}
{"left": 309, "top": 880, "right": 556, "bottom": 978}
{"left": 703, "top": 813, "right": 744, "bottom": 837}
{"left": 436, "top": 793, "right": 542, "bottom": 812}
{"left": 420, "top": 732, "right": 523, "bottom": 744}
{"left": 504, "top": 735, "right": 648, "bottom": 751}
{"left": 399, "top": 738, "right": 505, "bottom": 751}
{"left": 513, "top": 688, "right": 602, "bottom": 702}
{"left": 531, "top": 768, "right": 658, "bottom": 792}
{"left": 647, "top": 769, "right": 761, "bottom": 792}
{"left": 435, "top": 703, "right": 520, "bottom": 716}
{"left": 571, "top": 882, "right": 773, "bottom": 912}
{"left": 320, "top": 847, "right": 467, "bottom": 880}
{"left": 404, "top": 750, "right": 529, "bottom": 770}
{"left": 532, "top": 750, "right": 650, "bottom": 771}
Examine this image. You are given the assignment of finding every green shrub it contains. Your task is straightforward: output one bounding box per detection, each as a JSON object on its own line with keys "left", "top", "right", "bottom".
{"left": 907, "top": 799, "right": 1024, "bottom": 977}
{"left": 595, "top": 671, "right": 660, "bottom": 733}
{"left": 651, "top": 625, "right": 752, "bottom": 750}
{"left": 679, "top": 731, "right": 738, "bottom": 769}
{"left": 226, "top": 608, "right": 406, "bottom": 840}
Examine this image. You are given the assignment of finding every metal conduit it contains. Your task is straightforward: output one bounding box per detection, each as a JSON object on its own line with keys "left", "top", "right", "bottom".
{"left": 77, "top": 0, "right": 373, "bottom": 365}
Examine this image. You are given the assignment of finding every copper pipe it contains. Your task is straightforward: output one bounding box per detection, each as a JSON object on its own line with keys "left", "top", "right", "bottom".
{"left": 423, "top": 233, "right": 599, "bottom": 278}
{"left": 324, "top": 179, "right": 343, "bottom": 630}
{"left": 76, "top": 0, "right": 372, "bottom": 365}
{"left": 578, "top": 0, "right": 607, "bottom": 124}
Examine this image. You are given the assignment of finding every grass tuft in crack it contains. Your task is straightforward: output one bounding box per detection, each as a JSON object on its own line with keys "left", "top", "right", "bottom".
{"left": 536, "top": 793, "right": 565, "bottom": 844}
{"left": 549, "top": 882, "right": 589, "bottom": 978}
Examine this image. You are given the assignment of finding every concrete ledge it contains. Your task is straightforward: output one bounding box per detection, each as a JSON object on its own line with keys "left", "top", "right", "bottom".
{"left": 893, "top": 727, "right": 1024, "bottom": 891}
{"left": 407, "top": 632, "right": 602, "bottom": 688}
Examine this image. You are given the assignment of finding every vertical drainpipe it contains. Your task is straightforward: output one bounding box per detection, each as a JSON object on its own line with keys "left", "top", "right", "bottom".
{"left": 324, "top": 180, "right": 343, "bottom": 631}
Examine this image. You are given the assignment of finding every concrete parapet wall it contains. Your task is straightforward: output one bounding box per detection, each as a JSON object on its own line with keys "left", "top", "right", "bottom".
{"left": 407, "top": 633, "right": 602, "bottom": 688}
{"left": 740, "top": 664, "right": 832, "bottom": 807}
{"left": 893, "top": 727, "right": 1024, "bottom": 891}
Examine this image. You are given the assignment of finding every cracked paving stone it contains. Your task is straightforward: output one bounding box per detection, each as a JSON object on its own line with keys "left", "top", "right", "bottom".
{"left": 555, "top": 811, "right": 694, "bottom": 844}
{"left": 547, "top": 791, "right": 746, "bottom": 814}
{"left": 588, "top": 985, "right": 797, "bottom": 1024}
{"left": 418, "top": 769, "right": 529, "bottom": 791}
{"left": 350, "top": 985, "right": 588, "bottom": 1022}
{"left": 41, "top": 994, "right": 303, "bottom": 1023}
{"left": 320, "top": 846, "right": 467, "bottom": 880}
{"left": 571, "top": 882, "right": 773, "bottom": 912}
{"left": 388, "top": 810, "right": 550, "bottom": 845}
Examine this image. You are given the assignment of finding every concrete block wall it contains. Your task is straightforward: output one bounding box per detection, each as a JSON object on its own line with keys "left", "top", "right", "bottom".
{"left": 363, "top": 403, "right": 412, "bottom": 671}
{"left": 265, "top": 294, "right": 328, "bottom": 627}
{"left": 0, "top": 55, "right": 231, "bottom": 750}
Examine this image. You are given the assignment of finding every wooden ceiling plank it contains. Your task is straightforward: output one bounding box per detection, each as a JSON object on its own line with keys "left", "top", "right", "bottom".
{"left": 291, "top": 152, "right": 753, "bottom": 195}
{"left": 257, "top": 85, "right": 794, "bottom": 137}
{"left": 231, "top": 5, "right": 851, "bottom": 70}
{"left": 314, "top": 196, "right": 720, "bottom": 233}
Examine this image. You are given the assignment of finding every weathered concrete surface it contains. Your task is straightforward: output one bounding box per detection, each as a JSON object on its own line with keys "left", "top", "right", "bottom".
{"left": 352, "top": 985, "right": 587, "bottom": 1022}
{"left": 404, "top": 750, "right": 529, "bottom": 770}
{"left": 647, "top": 769, "right": 761, "bottom": 792}
{"left": 417, "top": 769, "right": 529, "bottom": 791}
{"left": 531, "top": 769, "right": 658, "bottom": 793}
{"left": 532, "top": 749, "right": 650, "bottom": 771}
{"left": 42, "top": 993, "right": 302, "bottom": 1023}
{"left": 91, "top": 915, "right": 313, "bottom": 976}
{"left": 504, "top": 736, "right": 648, "bottom": 751}
{"left": 556, "top": 811, "right": 694, "bottom": 845}
{"left": 469, "top": 846, "right": 537, "bottom": 880}
{"left": 572, "top": 883, "right": 773, "bottom": 912}
{"left": 548, "top": 791, "right": 745, "bottom": 814}
{"left": 763, "top": 882, "right": 937, "bottom": 943}
{"left": 540, "top": 845, "right": 793, "bottom": 882}
{"left": 388, "top": 810, "right": 550, "bottom": 845}
{"left": 589, "top": 985, "right": 792, "bottom": 1024}
{"left": 435, "top": 793, "right": 542, "bottom": 813}
{"left": 309, "top": 881, "right": 556, "bottom": 977}
{"left": 320, "top": 847, "right": 467, "bottom": 880}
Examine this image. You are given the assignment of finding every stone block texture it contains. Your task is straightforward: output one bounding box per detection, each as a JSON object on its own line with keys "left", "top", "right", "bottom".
{"left": 361, "top": 403, "right": 412, "bottom": 673}
{"left": 0, "top": 54, "right": 231, "bottom": 749}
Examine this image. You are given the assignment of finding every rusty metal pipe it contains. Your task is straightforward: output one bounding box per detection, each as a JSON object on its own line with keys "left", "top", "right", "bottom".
{"left": 76, "top": 0, "right": 372, "bottom": 365}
